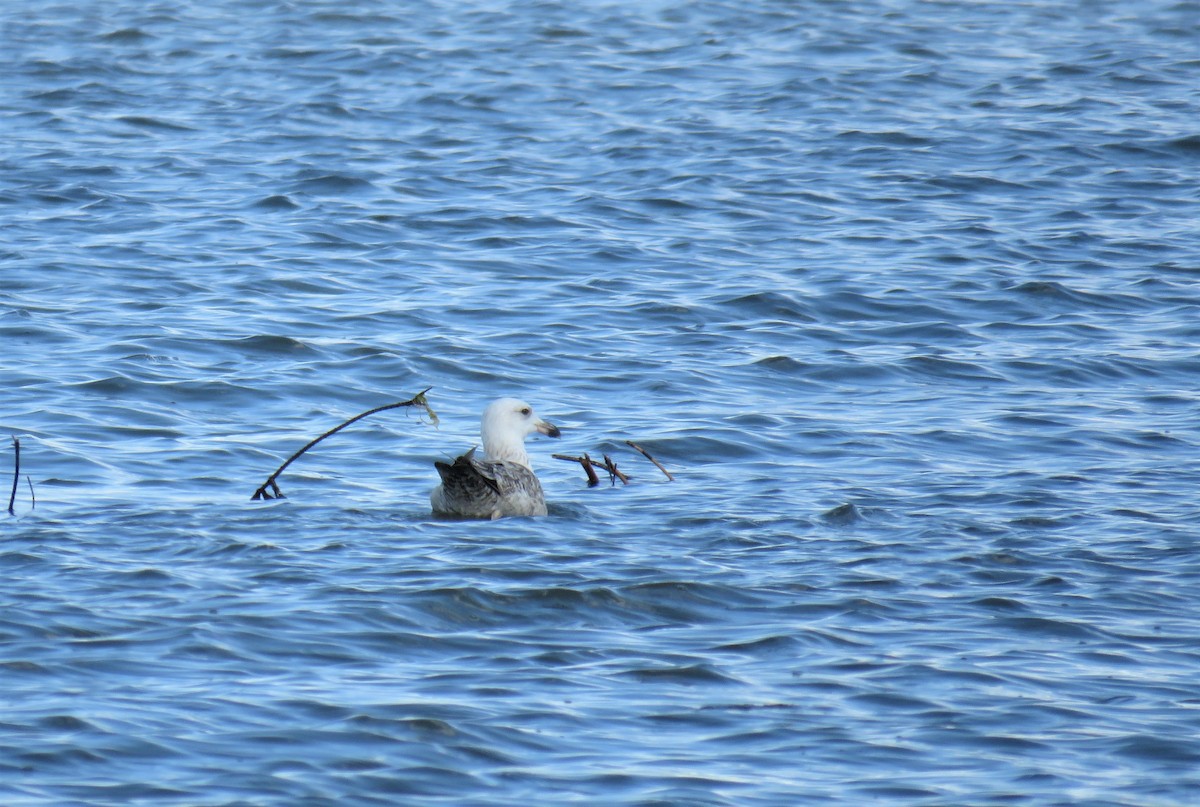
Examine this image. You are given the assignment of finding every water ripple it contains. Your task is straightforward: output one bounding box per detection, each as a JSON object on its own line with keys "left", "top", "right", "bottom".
{"left": 4, "top": 0, "right": 1200, "bottom": 804}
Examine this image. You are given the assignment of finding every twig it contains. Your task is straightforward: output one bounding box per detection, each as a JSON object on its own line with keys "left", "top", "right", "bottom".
{"left": 625, "top": 440, "right": 674, "bottom": 481}
{"left": 552, "top": 453, "right": 629, "bottom": 485}
{"left": 601, "top": 454, "right": 628, "bottom": 486}
{"left": 251, "top": 388, "right": 434, "bottom": 501}
{"left": 26, "top": 476, "right": 35, "bottom": 510}
{"left": 554, "top": 453, "right": 608, "bottom": 477}
{"left": 580, "top": 452, "right": 600, "bottom": 487}
{"left": 7, "top": 437, "right": 18, "bottom": 515}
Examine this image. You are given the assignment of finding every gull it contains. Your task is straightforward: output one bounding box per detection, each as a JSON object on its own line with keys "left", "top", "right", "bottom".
{"left": 430, "top": 398, "right": 561, "bottom": 519}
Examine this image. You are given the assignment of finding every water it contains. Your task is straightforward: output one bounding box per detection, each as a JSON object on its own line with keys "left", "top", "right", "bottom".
{"left": 3, "top": 0, "right": 1200, "bottom": 803}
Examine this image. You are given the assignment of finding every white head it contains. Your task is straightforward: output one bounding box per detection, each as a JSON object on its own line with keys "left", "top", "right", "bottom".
{"left": 480, "top": 397, "right": 561, "bottom": 467}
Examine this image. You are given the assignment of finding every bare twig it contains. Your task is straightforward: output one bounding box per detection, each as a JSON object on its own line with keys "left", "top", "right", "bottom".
{"left": 601, "top": 454, "right": 628, "bottom": 486}
{"left": 26, "top": 476, "right": 35, "bottom": 510}
{"left": 554, "top": 453, "right": 601, "bottom": 472}
{"left": 553, "top": 452, "right": 629, "bottom": 485}
{"left": 251, "top": 388, "right": 434, "bottom": 501}
{"left": 580, "top": 452, "right": 600, "bottom": 487}
{"left": 625, "top": 440, "right": 673, "bottom": 481}
{"left": 7, "top": 437, "right": 17, "bottom": 515}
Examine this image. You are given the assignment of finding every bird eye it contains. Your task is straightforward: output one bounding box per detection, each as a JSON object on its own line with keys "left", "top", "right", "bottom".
{"left": 520, "top": 407, "right": 531, "bottom": 416}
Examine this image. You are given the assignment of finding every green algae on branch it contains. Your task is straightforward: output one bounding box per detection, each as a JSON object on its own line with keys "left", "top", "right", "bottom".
{"left": 250, "top": 388, "right": 436, "bottom": 501}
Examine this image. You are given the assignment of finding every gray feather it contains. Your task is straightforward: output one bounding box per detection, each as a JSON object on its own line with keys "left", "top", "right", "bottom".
{"left": 432, "top": 447, "right": 548, "bottom": 519}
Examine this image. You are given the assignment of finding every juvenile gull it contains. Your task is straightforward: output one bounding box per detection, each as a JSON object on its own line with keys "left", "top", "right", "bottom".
{"left": 430, "top": 398, "right": 561, "bottom": 519}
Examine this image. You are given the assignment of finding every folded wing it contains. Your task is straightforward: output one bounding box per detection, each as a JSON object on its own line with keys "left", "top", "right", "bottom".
{"left": 432, "top": 447, "right": 548, "bottom": 519}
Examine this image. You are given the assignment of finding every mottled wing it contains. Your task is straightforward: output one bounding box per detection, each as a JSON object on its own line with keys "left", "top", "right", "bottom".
{"left": 435, "top": 449, "right": 499, "bottom": 501}
{"left": 433, "top": 448, "right": 547, "bottom": 518}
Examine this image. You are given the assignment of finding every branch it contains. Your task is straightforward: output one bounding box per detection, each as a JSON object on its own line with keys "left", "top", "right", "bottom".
{"left": 580, "top": 453, "right": 600, "bottom": 487}
{"left": 601, "top": 454, "right": 627, "bottom": 486}
{"left": 251, "top": 388, "right": 435, "bottom": 501}
{"left": 553, "top": 453, "right": 629, "bottom": 485}
{"left": 7, "top": 437, "right": 17, "bottom": 515}
{"left": 625, "top": 440, "right": 674, "bottom": 481}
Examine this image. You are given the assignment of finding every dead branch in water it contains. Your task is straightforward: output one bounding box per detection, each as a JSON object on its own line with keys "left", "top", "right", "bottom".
{"left": 580, "top": 452, "right": 600, "bottom": 487}
{"left": 553, "top": 452, "right": 630, "bottom": 485}
{"left": 7, "top": 437, "right": 17, "bottom": 515}
{"left": 251, "top": 388, "right": 435, "bottom": 501}
{"left": 554, "top": 453, "right": 602, "bottom": 483}
{"left": 625, "top": 440, "right": 674, "bottom": 481}
{"left": 601, "top": 454, "right": 624, "bottom": 486}
{"left": 555, "top": 440, "right": 673, "bottom": 487}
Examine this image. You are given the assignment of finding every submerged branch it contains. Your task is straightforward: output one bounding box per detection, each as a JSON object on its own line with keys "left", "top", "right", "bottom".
{"left": 251, "top": 388, "right": 434, "bottom": 501}
{"left": 601, "top": 454, "right": 627, "bottom": 486}
{"left": 625, "top": 440, "right": 674, "bottom": 481}
{"left": 580, "top": 453, "right": 600, "bottom": 487}
{"left": 553, "top": 452, "right": 629, "bottom": 485}
{"left": 555, "top": 439, "right": 672, "bottom": 487}
{"left": 7, "top": 437, "right": 18, "bottom": 516}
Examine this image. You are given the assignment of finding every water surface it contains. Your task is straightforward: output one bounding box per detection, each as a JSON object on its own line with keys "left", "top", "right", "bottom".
{"left": 3, "top": 1, "right": 1200, "bottom": 804}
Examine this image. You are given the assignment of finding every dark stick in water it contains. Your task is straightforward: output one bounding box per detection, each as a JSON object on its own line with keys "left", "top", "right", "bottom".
{"left": 251, "top": 388, "right": 435, "bottom": 501}
{"left": 553, "top": 453, "right": 630, "bottom": 485}
{"left": 580, "top": 453, "right": 600, "bottom": 487}
{"left": 7, "top": 437, "right": 18, "bottom": 515}
{"left": 625, "top": 440, "right": 674, "bottom": 481}
{"left": 601, "top": 454, "right": 623, "bottom": 486}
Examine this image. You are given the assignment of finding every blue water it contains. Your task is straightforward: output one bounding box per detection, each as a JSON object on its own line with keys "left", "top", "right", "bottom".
{"left": 4, "top": 1, "right": 1200, "bottom": 803}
